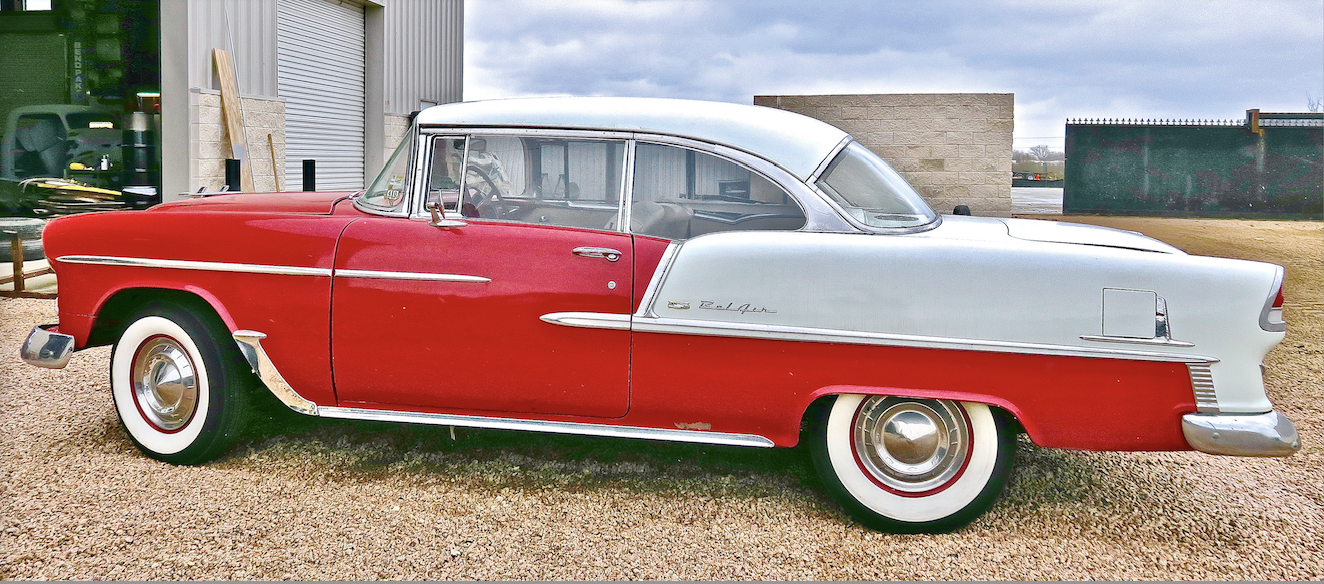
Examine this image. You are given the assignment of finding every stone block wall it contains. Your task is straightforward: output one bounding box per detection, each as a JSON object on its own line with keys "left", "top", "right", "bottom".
{"left": 383, "top": 113, "right": 412, "bottom": 169}
{"left": 191, "top": 89, "right": 286, "bottom": 193}
{"left": 754, "top": 93, "right": 1014, "bottom": 217}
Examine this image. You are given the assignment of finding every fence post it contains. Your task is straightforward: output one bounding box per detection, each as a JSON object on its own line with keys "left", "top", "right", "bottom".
{"left": 9, "top": 234, "right": 24, "bottom": 295}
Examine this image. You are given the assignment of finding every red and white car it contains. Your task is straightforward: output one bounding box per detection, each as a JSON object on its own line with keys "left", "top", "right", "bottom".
{"left": 21, "top": 97, "right": 1300, "bottom": 533}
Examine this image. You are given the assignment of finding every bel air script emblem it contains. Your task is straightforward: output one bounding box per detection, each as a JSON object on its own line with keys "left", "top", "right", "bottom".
{"left": 667, "top": 300, "right": 777, "bottom": 314}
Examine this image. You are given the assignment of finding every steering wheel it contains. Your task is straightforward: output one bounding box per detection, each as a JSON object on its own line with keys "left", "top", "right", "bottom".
{"left": 464, "top": 166, "right": 508, "bottom": 218}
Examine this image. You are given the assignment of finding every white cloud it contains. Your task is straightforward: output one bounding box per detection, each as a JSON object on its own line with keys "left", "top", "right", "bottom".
{"left": 465, "top": 0, "right": 1324, "bottom": 149}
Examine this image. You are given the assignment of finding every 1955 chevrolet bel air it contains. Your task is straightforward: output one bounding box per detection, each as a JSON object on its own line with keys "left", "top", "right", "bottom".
{"left": 21, "top": 97, "right": 1300, "bottom": 533}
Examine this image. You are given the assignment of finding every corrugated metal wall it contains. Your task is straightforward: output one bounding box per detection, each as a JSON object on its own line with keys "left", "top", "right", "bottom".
{"left": 381, "top": 0, "right": 463, "bottom": 113}
{"left": 186, "top": 0, "right": 461, "bottom": 109}
{"left": 278, "top": 0, "right": 367, "bottom": 190}
{"left": 187, "top": 0, "right": 279, "bottom": 98}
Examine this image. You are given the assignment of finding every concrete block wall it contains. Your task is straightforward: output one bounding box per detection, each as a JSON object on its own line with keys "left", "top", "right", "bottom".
{"left": 754, "top": 93, "right": 1014, "bottom": 217}
{"left": 383, "top": 113, "right": 412, "bottom": 170}
{"left": 191, "top": 89, "right": 286, "bottom": 193}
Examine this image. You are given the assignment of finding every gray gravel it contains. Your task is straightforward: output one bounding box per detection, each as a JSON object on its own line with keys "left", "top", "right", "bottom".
{"left": 2, "top": 218, "right": 1321, "bottom": 580}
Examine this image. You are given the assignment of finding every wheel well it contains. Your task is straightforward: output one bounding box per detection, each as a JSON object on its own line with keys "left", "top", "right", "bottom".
{"left": 797, "top": 393, "right": 1025, "bottom": 447}
{"left": 86, "top": 288, "right": 224, "bottom": 347}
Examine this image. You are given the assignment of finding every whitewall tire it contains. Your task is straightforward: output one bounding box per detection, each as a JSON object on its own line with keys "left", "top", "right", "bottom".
{"left": 809, "top": 394, "right": 1015, "bottom": 533}
{"left": 110, "top": 301, "right": 252, "bottom": 464}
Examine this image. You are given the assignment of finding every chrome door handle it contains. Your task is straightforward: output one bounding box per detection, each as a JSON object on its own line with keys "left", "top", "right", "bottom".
{"left": 572, "top": 246, "right": 621, "bottom": 262}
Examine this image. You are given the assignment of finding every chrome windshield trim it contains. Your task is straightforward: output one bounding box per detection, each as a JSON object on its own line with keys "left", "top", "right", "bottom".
{"left": 630, "top": 316, "right": 1219, "bottom": 364}
{"left": 318, "top": 406, "right": 776, "bottom": 448}
{"left": 633, "top": 241, "right": 682, "bottom": 318}
{"left": 232, "top": 330, "right": 319, "bottom": 415}
{"left": 56, "top": 255, "right": 332, "bottom": 277}
{"left": 540, "top": 312, "right": 631, "bottom": 330}
{"left": 335, "top": 269, "right": 491, "bottom": 283}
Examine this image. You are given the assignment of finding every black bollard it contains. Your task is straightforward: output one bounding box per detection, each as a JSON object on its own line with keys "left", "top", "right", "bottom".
{"left": 302, "top": 159, "right": 316, "bottom": 192}
{"left": 225, "top": 159, "right": 241, "bottom": 192}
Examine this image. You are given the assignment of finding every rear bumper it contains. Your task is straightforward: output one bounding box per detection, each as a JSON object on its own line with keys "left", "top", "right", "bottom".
{"left": 20, "top": 324, "right": 76, "bottom": 369}
{"left": 1182, "top": 410, "right": 1301, "bottom": 457}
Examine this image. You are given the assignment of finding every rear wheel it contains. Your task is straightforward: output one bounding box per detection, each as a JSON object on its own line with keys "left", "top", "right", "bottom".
{"left": 809, "top": 394, "right": 1015, "bottom": 533}
{"left": 110, "top": 301, "right": 253, "bottom": 464}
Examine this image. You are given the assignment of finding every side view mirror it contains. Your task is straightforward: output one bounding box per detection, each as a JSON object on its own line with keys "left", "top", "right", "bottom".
{"left": 426, "top": 201, "right": 467, "bottom": 228}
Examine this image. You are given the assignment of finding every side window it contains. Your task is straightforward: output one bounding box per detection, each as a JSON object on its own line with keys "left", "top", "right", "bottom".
{"left": 461, "top": 135, "right": 626, "bottom": 231}
{"left": 424, "top": 137, "right": 466, "bottom": 212}
{"left": 630, "top": 143, "right": 806, "bottom": 240}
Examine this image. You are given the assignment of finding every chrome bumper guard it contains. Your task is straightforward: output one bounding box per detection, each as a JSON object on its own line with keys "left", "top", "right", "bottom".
{"left": 1182, "top": 410, "right": 1301, "bottom": 457}
{"left": 20, "top": 324, "right": 75, "bottom": 369}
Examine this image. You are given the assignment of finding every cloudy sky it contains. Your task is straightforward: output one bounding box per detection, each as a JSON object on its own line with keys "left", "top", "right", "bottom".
{"left": 463, "top": 0, "right": 1322, "bottom": 151}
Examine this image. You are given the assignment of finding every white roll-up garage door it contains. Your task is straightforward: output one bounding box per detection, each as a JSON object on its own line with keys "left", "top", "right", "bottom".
{"left": 277, "top": 0, "right": 366, "bottom": 191}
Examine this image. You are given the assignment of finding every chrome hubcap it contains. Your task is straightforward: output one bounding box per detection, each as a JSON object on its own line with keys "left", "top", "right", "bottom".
{"left": 853, "top": 397, "right": 969, "bottom": 492}
{"left": 131, "top": 337, "right": 198, "bottom": 431}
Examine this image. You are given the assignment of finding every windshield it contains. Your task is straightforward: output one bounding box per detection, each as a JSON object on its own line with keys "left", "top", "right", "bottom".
{"left": 357, "top": 121, "right": 417, "bottom": 213}
{"left": 815, "top": 141, "right": 937, "bottom": 229}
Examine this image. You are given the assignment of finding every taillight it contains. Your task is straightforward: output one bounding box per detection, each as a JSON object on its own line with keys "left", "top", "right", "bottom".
{"left": 1260, "top": 270, "right": 1286, "bottom": 332}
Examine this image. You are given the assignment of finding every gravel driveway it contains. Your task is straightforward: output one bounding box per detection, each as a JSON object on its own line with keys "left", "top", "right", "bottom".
{"left": 2, "top": 217, "right": 1320, "bottom": 580}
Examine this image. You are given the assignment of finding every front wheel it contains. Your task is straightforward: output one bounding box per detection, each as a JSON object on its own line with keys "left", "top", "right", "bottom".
{"left": 809, "top": 395, "right": 1015, "bottom": 533}
{"left": 110, "top": 301, "right": 253, "bottom": 464}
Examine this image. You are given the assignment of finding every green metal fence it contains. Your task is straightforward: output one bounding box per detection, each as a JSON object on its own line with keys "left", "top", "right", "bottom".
{"left": 1064, "top": 115, "right": 1322, "bottom": 218}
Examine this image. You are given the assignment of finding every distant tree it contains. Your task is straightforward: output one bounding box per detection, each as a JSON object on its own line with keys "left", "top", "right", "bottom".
{"left": 1012, "top": 149, "right": 1034, "bottom": 163}
{"left": 1309, "top": 94, "right": 1322, "bottom": 113}
{"left": 1029, "top": 144, "right": 1063, "bottom": 162}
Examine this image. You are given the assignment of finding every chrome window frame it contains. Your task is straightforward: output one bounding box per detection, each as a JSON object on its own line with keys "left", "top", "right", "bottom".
{"left": 354, "top": 123, "right": 426, "bottom": 218}
{"left": 397, "top": 125, "right": 863, "bottom": 236}
{"left": 409, "top": 131, "right": 470, "bottom": 221}
{"left": 626, "top": 133, "right": 854, "bottom": 236}
{"left": 416, "top": 127, "right": 634, "bottom": 230}
{"left": 806, "top": 139, "right": 942, "bottom": 235}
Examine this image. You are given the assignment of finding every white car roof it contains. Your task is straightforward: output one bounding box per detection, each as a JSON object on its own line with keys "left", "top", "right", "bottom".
{"left": 416, "top": 97, "right": 849, "bottom": 180}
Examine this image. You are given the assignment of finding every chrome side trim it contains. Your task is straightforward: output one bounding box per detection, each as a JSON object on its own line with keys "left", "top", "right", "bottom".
{"left": 1079, "top": 335, "right": 1195, "bottom": 348}
{"left": 1259, "top": 266, "right": 1286, "bottom": 332}
{"left": 318, "top": 406, "right": 776, "bottom": 448}
{"left": 633, "top": 241, "right": 682, "bottom": 318}
{"left": 1182, "top": 410, "right": 1300, "bottom": 457}
{"left": 57, "top": 255, "right": 333, "bottom": 277}
{"left": 540, "top": 310, "right": 1220, "bottom": 363}
{"left": 630, "top": 316, "right": 1219, "bottom": 363}
{"left": 334, "top": 269, "right": 491, "bottom": 283}
{"left": 20, "top": 325, "right": 75, "bottom": 369}
{"left": 232, "top": 330, "right": 319, "bottom": 415}
{"left": 1187, "top": 363, "right": 1220, "bottom": 413}
{"left": 540, "top": 312, "right": 632, "bottom": 331}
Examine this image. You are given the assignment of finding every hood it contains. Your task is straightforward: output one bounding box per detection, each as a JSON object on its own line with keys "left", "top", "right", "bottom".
{"left": 149, "top": 191, "right": 355, "bottom": 215}
{"left": 999, "top": 217, "right": 1183, "bottom": 254}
